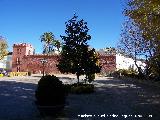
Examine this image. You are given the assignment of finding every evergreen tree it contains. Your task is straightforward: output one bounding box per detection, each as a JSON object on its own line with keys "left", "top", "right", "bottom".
{"left": 57, "top": 14, "right": 101, "bottom": 83}
{"left": 82, "top": 47, "right": 101, "bottom": 83}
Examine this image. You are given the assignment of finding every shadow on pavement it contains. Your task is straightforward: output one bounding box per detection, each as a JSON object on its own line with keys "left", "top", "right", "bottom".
{"left": 93, "top": 78, "right": 160, "bottom": 120}
{"left": 0, "top": 81, "right": 40, "bottom": 120}
{"left": 1, "top": 78, "right": 160, "bottom": 120}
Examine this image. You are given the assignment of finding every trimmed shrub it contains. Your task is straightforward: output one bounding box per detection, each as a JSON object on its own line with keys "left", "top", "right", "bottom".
{"left": 35, "top": 75, "right": 66, "bottom": 106}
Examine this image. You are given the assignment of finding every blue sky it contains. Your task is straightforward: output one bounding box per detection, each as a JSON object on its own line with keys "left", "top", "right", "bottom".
{"left": 0, "top": 0, "right": 124, "bottom": 53}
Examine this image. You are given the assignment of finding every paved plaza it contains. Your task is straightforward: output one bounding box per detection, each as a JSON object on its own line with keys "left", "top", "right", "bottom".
{"left": 0, "top": 75, "right": 160, "bottom": 120}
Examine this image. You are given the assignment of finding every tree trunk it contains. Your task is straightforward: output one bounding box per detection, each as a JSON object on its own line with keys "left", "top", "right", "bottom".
{"left": 134, "top": 52, "right": 144, "bottom": 78}
{"left": 85, "top": 75, "right": 88, "bottom": 84}
{"left": 134, "top": 59, "right": 144, "bottom": 78}
{"left": 42, "top": 62, "right": 45, "bottom": 76}
{"left": 76, "top": 73, "right": 80, "bottom": 84}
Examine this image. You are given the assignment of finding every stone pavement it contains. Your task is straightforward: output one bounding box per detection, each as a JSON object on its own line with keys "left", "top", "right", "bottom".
{"left": 0, "top": 75, "right": 160, "bottom": 120}
{"left": 60, "top": 77, "right": 160, "bottom": 120}
{"left": 0, "top": 79, "right": 40, "bottom": 120}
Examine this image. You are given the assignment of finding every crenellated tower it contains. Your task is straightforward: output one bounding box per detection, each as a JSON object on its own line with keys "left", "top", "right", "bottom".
{"left": 12, "top": 43, "right": 34, "bottom": 72}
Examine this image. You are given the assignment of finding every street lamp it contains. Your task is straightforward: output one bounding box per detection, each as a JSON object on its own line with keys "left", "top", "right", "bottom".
{"left": 40, "top": 59, "right": 47, "bottom": 76}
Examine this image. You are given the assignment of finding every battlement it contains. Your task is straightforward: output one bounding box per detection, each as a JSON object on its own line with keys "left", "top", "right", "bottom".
{"left": 33, "top": 53, "right": 59, "bottom": 56}
{"left": 13, "top": 43, "right": 33, "bottom": 48}
{"left": 25, "top": 54, "right": 59, "bottom": 58}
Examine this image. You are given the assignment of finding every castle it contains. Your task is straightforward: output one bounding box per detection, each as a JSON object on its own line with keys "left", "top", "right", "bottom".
{"left": 11, "top": 43, "right": 145, "bottom": 75}
{"left": 11, "top": 43, "right": 116, "bottom": 74}
{"left": 12, "top": 43, "right": 60, "bottom": 74}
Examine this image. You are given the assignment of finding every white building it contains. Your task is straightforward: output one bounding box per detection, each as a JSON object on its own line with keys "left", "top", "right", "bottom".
{"left": 97, "top": 48, "right": 146, "bottom": 73}
{"left": 116, "top": 53, "right": 146, "bottom": 71}
{"left": 0, "top": 52, "right": 12, "bottom": 71}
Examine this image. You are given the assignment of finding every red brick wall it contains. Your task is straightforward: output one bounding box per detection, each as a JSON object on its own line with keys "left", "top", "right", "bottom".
{"left": 99, "top": 55, "right": 116, "bottom": 74}
{"left": 22, "top": 55, "right": 60, "bottom": 74}
{"left": 12, "top": 43, "right": 117, "bottom": 74}
{"left": 12, "top": 54, "right": 116, "bottom": 74}
{"left": 22, "top": 55, "right": 116, "bottom": 74}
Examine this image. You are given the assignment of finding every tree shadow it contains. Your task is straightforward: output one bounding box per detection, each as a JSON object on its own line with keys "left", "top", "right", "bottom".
{"left": 93, "top": 79, "right": 160, "bottom": 119}
{"left": 0, "top": 81, "right": 41, "bottom": 120}
{"left": 94, "top": 78, "right": 160, "bottom": 103}
{"left": 56, "top": 78, "right": 160, "bottom": 119}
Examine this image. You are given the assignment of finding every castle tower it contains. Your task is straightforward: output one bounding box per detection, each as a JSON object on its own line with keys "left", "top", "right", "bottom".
{"left": 12, "top": 43, "right": 34, "bottom": 72}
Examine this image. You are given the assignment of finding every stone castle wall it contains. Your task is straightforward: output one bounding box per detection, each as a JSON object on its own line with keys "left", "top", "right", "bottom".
{"left": 23, "top": 54, "right": 60, "bottom": 74}
{"left": 12, "top": 43, "right": 116, "bottom": 74}
{"left": 99, "top": 55, "right": 116, "bottom": 74}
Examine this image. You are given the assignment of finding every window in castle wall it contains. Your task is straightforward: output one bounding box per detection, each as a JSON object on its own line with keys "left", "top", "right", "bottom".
{"left": 17, "top": 48, "right": 21, "bottom": 54}
{"left": 16, "top": 58, "right": 20, "bottom": 64}
{"left": 28, "top": 50, "right": 31, "bottom": 55}
{"left": 17, "top": 66, "right": 20, "bottom": 72}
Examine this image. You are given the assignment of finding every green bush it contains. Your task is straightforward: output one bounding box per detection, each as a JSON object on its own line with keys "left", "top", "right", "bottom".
{"left": 63, "top": 83, "right": 94, "bottom": 94}
{"left": 87, "top": 73, "right": 95, "bottom": 83}
{"left": 116, "top": 69, "right": 138, "bottom": 78}
{"left": 70, "top": 83, "right": 94, "bottom": 94}
{"left": 35, "top": 75, "right": 66, "bottom": 106}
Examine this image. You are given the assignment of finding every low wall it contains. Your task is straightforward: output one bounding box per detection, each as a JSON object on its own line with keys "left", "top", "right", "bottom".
{"left": 9, "top": 72, "right": 28, "bottom": 77}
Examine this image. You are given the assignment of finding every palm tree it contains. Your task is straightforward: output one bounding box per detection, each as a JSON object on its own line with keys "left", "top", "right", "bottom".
{"left": 40, "top": 32, "right": 55, "bottom": 54}
{"left": 52, "top": 40, "right": 61, "bottom": 52}
{"left": 41, "top": 32, "right": 62, "bottom": 54}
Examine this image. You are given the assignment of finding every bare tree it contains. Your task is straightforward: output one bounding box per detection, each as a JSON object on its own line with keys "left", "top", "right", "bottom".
{"left": 0, "top": 36, "right": 8, "bottom": 60}
{"left": 118, "top": 18, "right": 146, "bottom": 76}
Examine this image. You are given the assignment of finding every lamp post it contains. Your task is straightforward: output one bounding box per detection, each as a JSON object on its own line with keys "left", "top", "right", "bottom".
{"left": 40, "top": 59, "right": 47, "bottom": 76}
